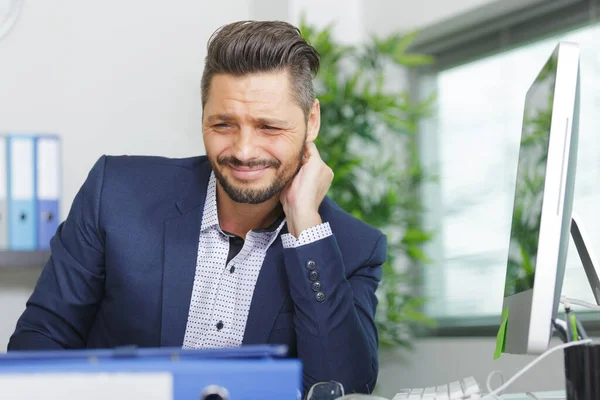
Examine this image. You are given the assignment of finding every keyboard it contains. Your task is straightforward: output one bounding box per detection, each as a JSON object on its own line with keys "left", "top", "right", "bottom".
{"left": 392, "top": 376, "right": 482, "bottom": 400}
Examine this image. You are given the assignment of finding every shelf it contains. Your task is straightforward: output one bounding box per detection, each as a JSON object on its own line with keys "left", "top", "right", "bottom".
{"left": 0, "top": 251, "right": 50, "bottom": 269}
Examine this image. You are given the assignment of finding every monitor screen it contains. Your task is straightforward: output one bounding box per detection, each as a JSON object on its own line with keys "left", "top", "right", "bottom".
{"left": 504, "top": 54, "right": 558, "bottom": 297}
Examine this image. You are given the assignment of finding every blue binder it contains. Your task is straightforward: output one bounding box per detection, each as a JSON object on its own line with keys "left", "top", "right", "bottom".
{"left": 6, "top": 135, "right": 37, "bottom": 251}
{"left": 35, "top": 135, "right": 60, "bottom": 250}
{"left": 0, "top": 345, "right": 302, "bottom": 400}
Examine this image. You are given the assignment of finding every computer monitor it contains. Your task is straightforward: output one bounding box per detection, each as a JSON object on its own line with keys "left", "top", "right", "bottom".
{"left": 502, "top": 41, "right": 581, "bottom": 355}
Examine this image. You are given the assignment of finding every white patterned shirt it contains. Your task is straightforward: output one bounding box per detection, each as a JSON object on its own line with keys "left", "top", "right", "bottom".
{"left": 182, "top": 171, "right": 332, "bottom": 349}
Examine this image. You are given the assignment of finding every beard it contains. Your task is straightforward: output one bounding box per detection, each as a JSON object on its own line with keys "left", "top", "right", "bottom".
{"left": 210, "top": 146, "right": 304, "bottom": 205}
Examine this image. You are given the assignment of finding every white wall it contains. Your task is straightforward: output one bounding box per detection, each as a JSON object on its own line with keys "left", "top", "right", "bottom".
{"left": 1, "top": 0, "right": 254, "bottom": 220}
{"left": 290, "top": 0, "right": 364, "bottom": 44}
{"left": 0, "top": 269, "right": 40, "bottom": 349}
{"left": 363, "top": 0, "right": 498, "bottom": 37}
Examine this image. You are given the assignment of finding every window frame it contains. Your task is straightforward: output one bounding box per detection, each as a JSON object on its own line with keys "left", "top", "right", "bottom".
{"left": 410, "top": 0, "right": 600, "bottom": 336}
{"left": 411, "top": 0, "right": 599, "bottom": 74}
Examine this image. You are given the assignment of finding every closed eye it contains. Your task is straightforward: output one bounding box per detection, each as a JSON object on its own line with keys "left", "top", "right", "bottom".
{"left": 262, "top": 125, "right": 280, "bottom": 131}
{"left": 212, "top": 123, "right": 236, "bottom": 132}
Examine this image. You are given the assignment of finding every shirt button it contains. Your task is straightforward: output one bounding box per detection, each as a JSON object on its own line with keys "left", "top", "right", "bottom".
{"left": 230, "top": 265, "right": 235, "bottom": 273}
{"left": 311, "top": 281, "right": 322, "bottom": 292}
{"left": 309, "top": 270, "right": 319, "bottom": 281}
{"left": 216, "top": 321, "right": 224, "bottom": 330}
{"left": 315, "top": 292, "right": 326, "bottom": 302}
{"left": 306, "top": 260, "right": 316, "bottom": 270}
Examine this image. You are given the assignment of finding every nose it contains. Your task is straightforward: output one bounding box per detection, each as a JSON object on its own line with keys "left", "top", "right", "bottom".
{"left": 231, "top": 126, "right": 260, "bottom": 163}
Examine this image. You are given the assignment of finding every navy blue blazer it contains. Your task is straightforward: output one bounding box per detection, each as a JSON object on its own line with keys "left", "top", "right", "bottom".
{"left": 8, "top": 155, "right": 386, "bottom": 394}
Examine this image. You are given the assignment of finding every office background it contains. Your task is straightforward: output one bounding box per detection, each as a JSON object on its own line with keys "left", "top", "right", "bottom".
{"left": 1, "top": 0, "right": 599, "bottom": 398}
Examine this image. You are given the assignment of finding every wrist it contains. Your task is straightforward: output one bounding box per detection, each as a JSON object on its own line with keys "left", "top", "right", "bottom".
{"left": 285, "top": 210, "right": 322, "bottom": 238}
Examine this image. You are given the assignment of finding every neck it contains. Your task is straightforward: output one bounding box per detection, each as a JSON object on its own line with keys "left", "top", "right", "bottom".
{"left": 216, "top": 183, "right": 282, "bottom": 239}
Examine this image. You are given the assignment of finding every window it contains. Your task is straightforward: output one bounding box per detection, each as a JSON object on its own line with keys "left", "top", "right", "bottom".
{"left": 421, "top": 23, "right": 600, "bottom": 321}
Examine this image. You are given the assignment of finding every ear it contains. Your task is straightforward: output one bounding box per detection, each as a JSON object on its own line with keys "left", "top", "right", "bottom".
{"left": 305, "top": 99, "right": 320, "bottom": 143}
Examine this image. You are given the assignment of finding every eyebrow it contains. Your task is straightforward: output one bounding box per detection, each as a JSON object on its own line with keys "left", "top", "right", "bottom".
{"left": 206, "top": 114, "right": 292, "bottom": 127}
{"left": 206, "top": 114, "right": 236, "bottom": 123}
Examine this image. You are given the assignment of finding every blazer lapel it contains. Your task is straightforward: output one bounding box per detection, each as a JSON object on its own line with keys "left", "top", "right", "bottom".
{"left": 242, "top": 230, "right": 289, "bottom": 345}
{"left": 160, "top": 160, "right": 212, "bottom": 347}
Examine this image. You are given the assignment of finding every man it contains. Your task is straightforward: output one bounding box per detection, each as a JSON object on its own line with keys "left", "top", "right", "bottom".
{"left": 8, "top": 20, "right": 387, "bottom": 394}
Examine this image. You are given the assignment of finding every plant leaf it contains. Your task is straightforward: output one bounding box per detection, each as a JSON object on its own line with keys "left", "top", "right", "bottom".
{"left": 301, "top": 18, "right": 438, "bottom": 350}
{"left": 393, "top": 53, "right": 436, "bottom": 66}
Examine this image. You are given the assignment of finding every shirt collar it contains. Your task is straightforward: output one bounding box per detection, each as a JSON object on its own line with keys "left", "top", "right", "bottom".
{"left": 200, "top": 171, "right": 220, "bottom": 232}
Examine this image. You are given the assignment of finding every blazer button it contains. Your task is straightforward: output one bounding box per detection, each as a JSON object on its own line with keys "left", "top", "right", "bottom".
{"left": 315, "top": 292, "right": 326, "bottom": 302}
{"left": 311, "top": 281, "right": 322, "bottom": 292}
{"left": 306, "top": 260, "right": 316, "bottom": 270}
{"left": 309, "top": 270, "right": 319, "bottom": 281}
{"left": 216, "top": 321, "right": 224, "bottom": 330}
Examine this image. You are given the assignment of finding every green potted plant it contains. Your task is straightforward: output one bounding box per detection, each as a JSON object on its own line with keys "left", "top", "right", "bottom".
{"left": 300, "top": 18, "right": 437, "bottom": 348}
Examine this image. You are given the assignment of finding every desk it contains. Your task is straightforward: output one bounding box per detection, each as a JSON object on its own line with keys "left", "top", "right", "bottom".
{"left": 501, "top": 391, "right": 565, "bottom": 399}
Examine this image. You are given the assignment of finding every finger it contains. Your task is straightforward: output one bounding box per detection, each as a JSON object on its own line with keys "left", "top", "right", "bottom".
{"left": 301, "top": 147, "right": 310, "bottom": 165}
{"left": 305, "top": 141, "right": 318, "bottom": 155}
{"left": 304, "top": 142, "right": 320, "bottom": 160}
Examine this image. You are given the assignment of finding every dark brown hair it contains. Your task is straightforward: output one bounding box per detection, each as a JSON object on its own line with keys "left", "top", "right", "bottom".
{"left": 201, "top": 20, "right": 320, "bottom": 118}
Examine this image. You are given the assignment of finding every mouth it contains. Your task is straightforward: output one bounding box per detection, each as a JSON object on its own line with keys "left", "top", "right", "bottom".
{"left": 228, "top": 165, "right": 270, "bottom": 181}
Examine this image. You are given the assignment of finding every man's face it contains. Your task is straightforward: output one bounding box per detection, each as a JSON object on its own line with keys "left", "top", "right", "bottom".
{"left": 202, "top": 70, "right": 319, "bottom": 204}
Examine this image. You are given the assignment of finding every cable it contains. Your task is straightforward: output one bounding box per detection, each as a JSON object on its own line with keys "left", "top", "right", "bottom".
{"left": 552, "top": 319, "right": 568, "bottom": 343}
{"left": 481, "top": 339, "right": 593, "bottom": 399}
{"left": 0, "top": 0, "right": 24, "bottom": 44}
{"left": 485, "top": 370, "right": 505, "bottom": 398}
{"left": 576, "top": 318, "right": 589, "bottom": 340}
{"left": 563, "top": 300, "right": 574, "bottom": 342}
{"left": 561, "top": 295, "right": 600, "bottom": 311}
{"left": 480, "top": 297, "right": 596, "bottom": 398}
{"left": 559, "top": 296, "right": 596, "bottom": 340}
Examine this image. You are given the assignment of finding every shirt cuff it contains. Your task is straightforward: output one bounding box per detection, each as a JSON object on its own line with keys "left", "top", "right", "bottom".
{"left": 281, "top": 222, "right": 333, "bottom": 248}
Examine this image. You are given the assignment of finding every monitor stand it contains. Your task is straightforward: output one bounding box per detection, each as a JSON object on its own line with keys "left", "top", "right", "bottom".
{"left": 552, "top": 213, "right": 600, "bottom": 343}
{"left": 570, "top": 212, "right": 600, "bottom": 305}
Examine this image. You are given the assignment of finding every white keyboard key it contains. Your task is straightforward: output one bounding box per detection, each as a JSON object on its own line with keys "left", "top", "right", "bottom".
{"left": 448, "top": 381, "right": 464, "bottom": 399}
{"left": 461, "top": 376, "right": 480, "bottom": 396}
{"left": 395, "top": 377, "right": 481, "bottom": 400}
{"left": 408, "top": 388, "right": 424, "bottom": 400}
{"left": 422, "top": 386, "right": 436, "bottom": 399}
{"left": 392, "top": 389, "right": 411, "bottom": 400}
{"left": 435, "top": 385, "right": 450, "bottom": 400}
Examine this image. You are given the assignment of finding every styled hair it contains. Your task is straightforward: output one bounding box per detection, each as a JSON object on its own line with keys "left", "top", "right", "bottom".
{"left": 201, "top": 20, "right": 320, "bottom": 118}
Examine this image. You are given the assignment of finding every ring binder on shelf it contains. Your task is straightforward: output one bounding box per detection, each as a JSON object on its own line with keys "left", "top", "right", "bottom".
{"left": 7, "top": 135, "right": 37, "bottom": 251}
{"left": 35, "top": 135, "right": 60, "bottom": 250}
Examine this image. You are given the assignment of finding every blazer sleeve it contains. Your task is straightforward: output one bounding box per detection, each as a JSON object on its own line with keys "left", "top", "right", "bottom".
{"left": 282, "top": 231, "right": 386, "bottom": 395}
{"left": 7, "top": 156, "right": 108, "bottom": 350}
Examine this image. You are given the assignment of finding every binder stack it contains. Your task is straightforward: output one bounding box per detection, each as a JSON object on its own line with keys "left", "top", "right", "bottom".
{"left": 0, "top": 345, "right": 301, "bottom": 400}
{"left": 0, "top": 134, "right": 61, "bottom": 252}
